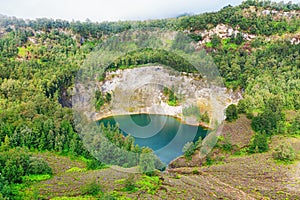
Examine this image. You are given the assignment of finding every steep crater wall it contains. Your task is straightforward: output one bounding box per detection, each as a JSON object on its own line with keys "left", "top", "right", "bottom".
{"left": 93, "top": 65, "right": 242, "bottom": 128}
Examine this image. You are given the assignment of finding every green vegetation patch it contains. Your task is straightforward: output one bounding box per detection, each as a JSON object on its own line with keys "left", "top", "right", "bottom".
{"left": 272, "top": 142, "right": 296, "bottom": 163}
{"left": 52, "top": 196, "right": 96, "bottom": 200}
{"left": 80, "top": 180, "right": 103, "bottom": 196}
{"left": 136, "top": 175, "right": 162, "bottom": 195}
{"left": 66, "top": 167, "right": 87, "bottom": 173}
{"left": 17, "top": 46, "right": 28, "bottom": 57}
{"left": 22, "top": 174, "right": 52, "bottom": 182}
{"left": 205, "top": 42, "right": 213, "bottom": 48}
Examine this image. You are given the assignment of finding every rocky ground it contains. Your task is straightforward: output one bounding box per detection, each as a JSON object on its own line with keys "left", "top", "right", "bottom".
{"left": 94, "top": 65, "right": 242, "bottom": 128}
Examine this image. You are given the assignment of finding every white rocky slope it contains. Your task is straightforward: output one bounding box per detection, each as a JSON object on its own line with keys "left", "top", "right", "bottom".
{"left": 90, "top": 66, "right": 242, "bottom": 128}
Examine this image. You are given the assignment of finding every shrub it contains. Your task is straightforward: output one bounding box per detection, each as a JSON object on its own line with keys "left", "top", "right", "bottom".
{"left": 201, "top": 111, "right": 210, "bottom": 123}
{"left": 273, "top": 142, "right": 296, "bottom": 162}
{"left": 182, "top": 142, "right": 196, "bottom": 160}
{"left": 0, "top": 149, "right": 31, "bottom": 183}
{"left": 249, "top": 133, "right": 268, "bottom": 153}
{"left": 81, "top": 180, "right": 102, "bottom": 196}
{"left": 22, "top": 174, "right": 51, "bottom": 182}
{"left": 139, "top": 147, "right": 165, "bottom": 174}
{"left": 246, "top": 112, "right": 254, "bottom": 119}
{"left": 0, "top": 183, "right": 13, "bottom": 200}
{"left": 136, "top": 175, "right": 161, "bottom": 195}
{"left": 66, "top": 167, "right": 87, "bottom": 173}
{"left": 139, "top": 150, "right": 156, "bottom": 174}
{"left": 123, "top": 174, "right": 138, "bottom": 192}
{"left": 226, "top": 104, "right": 238, "bottom": 122}
{"left": 87, "top": 159, "right": 105, "bottom": 170}
{"left": 237, "top": 99, "right": 248, "bottom": 114}
{"left": 290, "top": 114, "right": 300, "bottom": 135}
{"left": 2, "top": 160, "right": 24, "bottom": 183}
{"left": 205, "top": 155, "right": 213, "bottom": 166}
{"left": 195, "top": 137, "right": 203, "bottom": 149}
{"left": 192, "top": 169, "right": 200, "bottom": 175}
{"left": 251, "top": 97, "right": 285, "bottom": 135}
{"left": 28, "top": 157, "right": 52, "bottom": 175}
{"left": 0, "top": 173, "right": 5, "bottom": 193}
{"left": 221, "top": 135, "right": 233, "bottom": 152}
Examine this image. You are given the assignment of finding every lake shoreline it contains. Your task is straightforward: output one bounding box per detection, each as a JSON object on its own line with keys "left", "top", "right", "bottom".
{"left": 94, "top": 112, "right": 212, "bottom": 130}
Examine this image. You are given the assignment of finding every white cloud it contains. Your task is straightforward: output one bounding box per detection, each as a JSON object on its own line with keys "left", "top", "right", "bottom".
{"left": 0, "top": 0, "right": 299, "bottom": 22}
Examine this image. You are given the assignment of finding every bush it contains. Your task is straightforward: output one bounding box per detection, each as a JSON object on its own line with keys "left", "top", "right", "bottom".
{"left": 87, "top": 159, "right": 105, "bottom": 170}
{"left": 0, "top": 174, "right": 5, "bottom": 193}
{"left": 81, "top": 180, "right": 102, "bottom": 196}
{"left": 139, "top": 147, "right": 165, "bottom": 174}
{"left": 0, "top": 149, "right": 31, "bottom": 183}
{"left": 220, "top": 135, "right": 233, "bottom": 152}
{"left": 66, "top": 167, "right": 87, "bottom": 173}
{"left": 192, "top": 169, "right": 200, "bottom": 175}
{"left": 246, "top": 112, "right": 254, "bottom": 119}
{"left": 201, "top": 112, "right": 210, "bottom": 123}
{"left": 273, "top": 143, "right": 296, "bottom": 162}
{"left": 237, "top": 99, "right": 248, "bottom": 114}
{"left": 22, "top": 174, "right": 51, "bottom": 182}
{"left": 251, "top": 97, "right": 285, "bottom": 135}
{"left": 182, "top": 142, "right": 196, "bottom": 160}
{"left": 249, "top": 133, "right": 269, "bottom": 153}
{"left": 139, "top": 152, "right": 156, "bottom": 174}
{"left": 290, "top": 114, "right": 300, "bottom": 135}
{"left": 0, "top": 184, "right": 13, "bottom": 199}
{"left": 136, "top": 175, "right": 161, "bottom": 195}
{"left": 205, "top": 155, "right": 213, "bottom": 166}
{"left": 28, "top": 157, "right": 52, "bottom": 175}
{"left": 123, "top": 174, "right": 137, "bottom": 192}
{"left": 226, "top": 104, "right": 238, "bottom": 122}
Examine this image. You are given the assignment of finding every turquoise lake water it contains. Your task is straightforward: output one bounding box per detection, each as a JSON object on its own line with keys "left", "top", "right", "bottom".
{"left": 99, "top": 114, "right": 207, "bottom": 164}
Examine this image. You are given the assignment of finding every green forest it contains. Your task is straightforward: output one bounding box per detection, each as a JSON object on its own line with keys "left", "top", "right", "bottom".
{"left": 0, "top": 0, "right": 300, "bottom": 199}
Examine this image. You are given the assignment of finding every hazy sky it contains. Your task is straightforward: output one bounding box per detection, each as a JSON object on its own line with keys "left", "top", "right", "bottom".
{"left": 0, "top": 0, "right": 299, "bottom": 22}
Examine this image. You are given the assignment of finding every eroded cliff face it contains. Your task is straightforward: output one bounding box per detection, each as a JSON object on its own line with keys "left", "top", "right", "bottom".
{"left": 92, "top": 65, "right": 242, "bottom": 128}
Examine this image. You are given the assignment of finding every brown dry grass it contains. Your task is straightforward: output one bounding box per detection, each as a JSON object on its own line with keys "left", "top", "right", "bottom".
{"left": 220, "top": 114, "right": 255, "bottom": 148}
